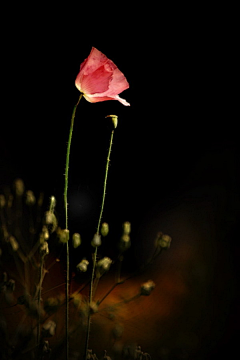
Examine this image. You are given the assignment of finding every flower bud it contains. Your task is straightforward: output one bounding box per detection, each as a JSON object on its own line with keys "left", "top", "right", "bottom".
{"left": 140, "top": 280, "right": 155, "bottom": 296}
{"left": 25, "top": 190, "right": 36, "bottom": 206}
{"left": 100, "top": 222, "right": 109, "bottom": 237}
{"left": 122, "top": 221, "right": 131, "bottom": 235}
{"left": 72, "top": 233, "right": 81, "bottom": 248}
{"left": 42, "top": 320, "right": 56, "bottom": 337}
{"left": 76, "top": 259, "right": 89, "bottom": 272}
{"left": 91, "top": 233, "right": 101, "bottom": 247}
{"left": 106, "top": 114, "right": 118, "bottom": 129}
{"left": 155, "top": 232, "right": 172, "bottom": 249}
{"left": 58, "top": 229, "right": 69, "bottom": 243}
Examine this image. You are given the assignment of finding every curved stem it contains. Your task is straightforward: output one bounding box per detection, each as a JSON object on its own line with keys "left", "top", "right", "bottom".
{"left": 64, "top": 93, "right": 83, "bottom": 360}
{"left": 84, "top": 129, "right": 115, "bottom": 360}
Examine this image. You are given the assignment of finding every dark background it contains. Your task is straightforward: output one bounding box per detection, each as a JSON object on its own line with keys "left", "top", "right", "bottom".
{"left": 1, "top": 5, "right": 238, "bottom": 359}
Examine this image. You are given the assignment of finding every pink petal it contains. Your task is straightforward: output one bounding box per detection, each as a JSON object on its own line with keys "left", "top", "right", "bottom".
{"left": 79, "top": 65, "right": 112, "bottom": 94}
{"left": 75, "top": 47, "right": 130, "bottom": 106}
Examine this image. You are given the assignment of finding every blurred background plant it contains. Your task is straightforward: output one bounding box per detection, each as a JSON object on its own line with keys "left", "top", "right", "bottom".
{"left": 0, "top": 177, "right": 172, "bottom": 359}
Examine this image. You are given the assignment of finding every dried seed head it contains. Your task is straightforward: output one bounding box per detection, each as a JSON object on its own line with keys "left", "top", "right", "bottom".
{"left": 9, "top": 236, "right": 19, "bottom": 251}
{"left": 122, "top": 221, "right": 131, "bottom": 235}
{"left": 91, "top": 233, "right": 101, "bottom": 247}
{"left": 155, "top": 232, "right": 172, "bottom": 249}
{"left": 0, "top": 194, "right": 6, "bottom": 208}
{"left": 101, "top": 222, "right": 109, "bottom": 237}
{"left": 72, "top": 233, "right": 81, "bottom": 248}
{"left": 58, "top": 228, "right": 69, "bottom": 243}
{"left": 76, "top": 259, "right": 89, "bottom": 272}
{"left": 25, "top": 190, "right": 36, "bottom": 206}
{"left": 140, "top": 280, "right": 155, "bottom": 296}
{"left": 14, "top": 178, "right": 25, "bottom": 196}
{"left": 106, "top": 114, "right": 118, "bottom": 129}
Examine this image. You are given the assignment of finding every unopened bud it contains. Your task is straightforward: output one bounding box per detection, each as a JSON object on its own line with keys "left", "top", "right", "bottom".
{"left": 25, "top": 190, "right": 36, "bottom": 206}
{"left": 101, "top": 222, "right": 109, "bottom": 237}
{"left": 72, "top": 233, "right": 81, "bottom": 248}
{"left": 140, "top": 280, "right": 155, "bottom": 296}
{"left": 106, "top": 114, "right": 118, "bottom": 129}
{"left": 91, "top": 233, "right": 101, "bottom": 247}
{"left": 58, "top": 229, "right": 69, "bottom": 243}
{"left": 155, "top": 232, "right": 172, "bottom": 249}
{"left": 122, "top": 221, "right": 131, "bottom": 235}
{"left": 14, "top": 178, "right": 25, "bottom": 196}
{"left": 76, "top": 259, "right": 89, "bottom": 272}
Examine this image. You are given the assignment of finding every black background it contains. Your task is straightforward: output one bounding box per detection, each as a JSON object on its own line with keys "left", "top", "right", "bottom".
{"left": 1, "top": 4, "right": 239, "bottom": 359}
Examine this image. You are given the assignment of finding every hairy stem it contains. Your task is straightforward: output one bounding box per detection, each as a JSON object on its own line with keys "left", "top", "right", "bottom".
{"left": 84, "top": 129, "right": 115, "bottom": 360}
{"left": 64, "top": 93, "right": 83, "bottom": 360}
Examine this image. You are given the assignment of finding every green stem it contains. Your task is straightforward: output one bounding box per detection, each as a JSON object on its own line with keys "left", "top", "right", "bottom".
{"left": 64, "top": 93, "right": 83, "bottom": 360}
{"left": 84, "top": 129, "right": 115, "bottom": 360}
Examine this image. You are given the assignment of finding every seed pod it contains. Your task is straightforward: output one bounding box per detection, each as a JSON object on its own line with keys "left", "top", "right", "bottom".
{"left": 100, "top": 222, "right": 109, "bottom": 237}
{"left": 122, "top": 221, "right": 131, "bottom": 235}
{"left": 58, "top": 229, "right": 69, "bottom": 243}
{"left": 91, "top": 233, "right": 101, "bottom": 247}
{"left": 105, "top": 114, "right": 118, "bottom": 129}
{"left": 96, "top": 257, "right": 112, "bottom": 277}
{"left": 76, "top": 259, "right": 89, "bottom": 272}
{"left": 155, "top": 232, "right": 172, "bottom": 249}
{"left": 119, "top": 234, "right": 131, "bottom": 252}
{"left": 72, "top": 233, "right": 81, "bottom": 248}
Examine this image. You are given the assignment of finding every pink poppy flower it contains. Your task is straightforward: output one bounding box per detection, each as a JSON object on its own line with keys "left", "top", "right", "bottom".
{"left": 75, "top": 47, "right": 130, "bottom": 106}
